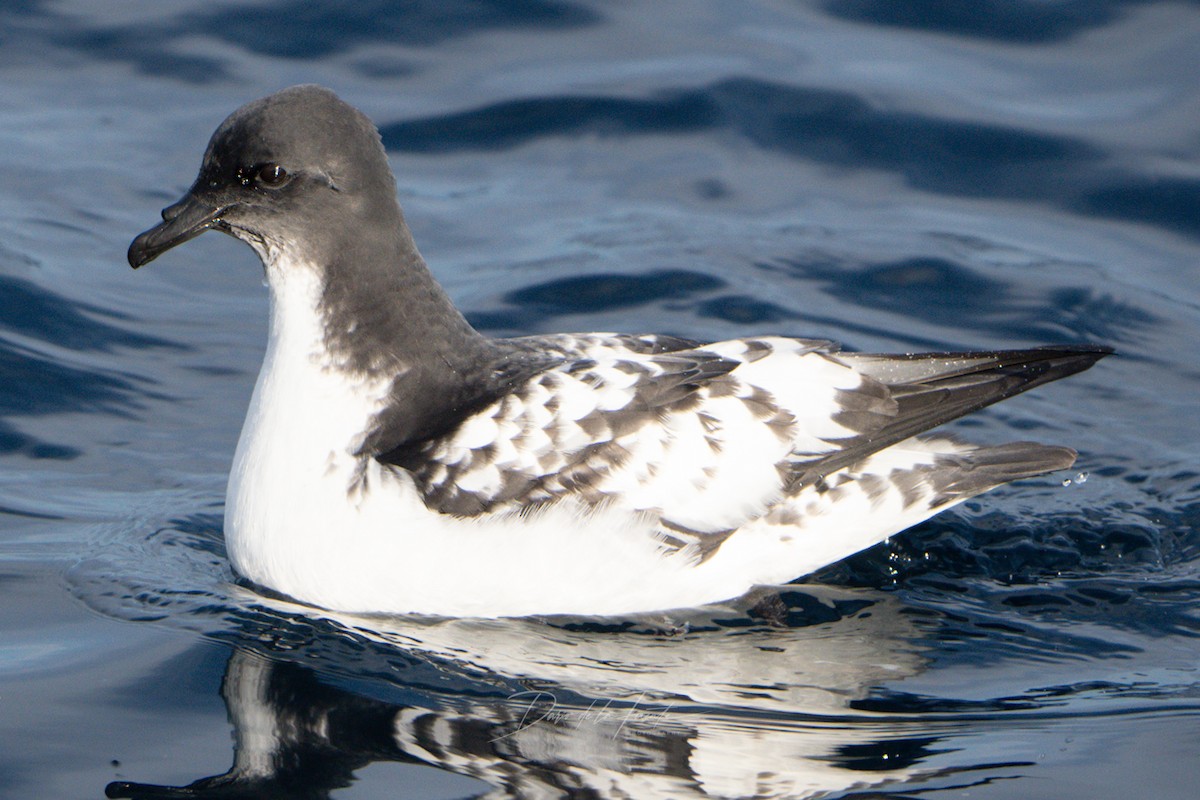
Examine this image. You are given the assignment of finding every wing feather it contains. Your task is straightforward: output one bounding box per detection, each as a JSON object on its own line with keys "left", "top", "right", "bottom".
{"left": 376, "top": 336, "right": 1110, "bottom": 536}
{"left": 380, "top": 333, "right": 752, "bottom": 516}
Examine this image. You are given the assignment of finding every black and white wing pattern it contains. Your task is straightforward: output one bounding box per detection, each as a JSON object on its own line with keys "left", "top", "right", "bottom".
{"left": 382, "top": 332, "right": 815, "bottom": 524}
{"left": 376, "top": 335, "right": 1108, "bottom": 539}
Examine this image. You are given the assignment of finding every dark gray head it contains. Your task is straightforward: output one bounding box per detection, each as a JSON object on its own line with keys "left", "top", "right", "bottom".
{"left": 130, "top": 86, "right": 558, "bottom": 457}
{"left": 129, "top": 85, "right": 404, "bottom": 269}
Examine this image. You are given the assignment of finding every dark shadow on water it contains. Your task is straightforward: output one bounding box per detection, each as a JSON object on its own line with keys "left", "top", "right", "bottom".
{"left": 802, "top": 257, "right": 1007, "bottom": 324}
{"left": 692, "top": 284, "right": 956, "bottom": 351}
{"left": 45, "top": 0, "right": 598, "bottom": 82}
{"left": 505, "top": 269, "right": 725, "bottom": 313}
{"left": 0, "top": 420, "right": 80, "bottom": 460}
{"left": 0, "top": 503, "right": 66, "bottom": 520}
{"left": 0, "top": 344, "right": 146, "bottom": 451}
{"left": 461, "top": 253, "right": 1152, "bottom": 356}
{"left": 713, "top": 79, "right": 1098, "bottom": 201}
{"left": 694, "top": 253, "right": 1155, "bottom": 349}
{"left": 467, "top": 269, "right": 725, "bottom": 331}
{"left": 0, "top": 270, "right": 182, "bottom": 457}
{"left": 0, "top": 274, "right": 176, "bottom": 353}
{"left": 1078, "top": 177, "right": 1200, "bottom": 239}
{"left": 695, "top": 294, "right": 801, "bottom": 326}
{"left": 381, "top": 90, "right": 721, "bottom": 153}
{"left": 819, "top": 0, "right": 1191, "bottom": 44}
{"left": 108, "top": 641, "right": 230, "bottom": 714}
{"left": 200, "top": 0, "right": 597, "bottom": 56}
{"left": 777, "top": 256, "right": 1156, "bottom": 345}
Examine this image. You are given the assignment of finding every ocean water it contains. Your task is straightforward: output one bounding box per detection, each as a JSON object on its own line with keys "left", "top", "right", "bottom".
{"left": 1, "top": 1, "right": 1198, "bottom": 797}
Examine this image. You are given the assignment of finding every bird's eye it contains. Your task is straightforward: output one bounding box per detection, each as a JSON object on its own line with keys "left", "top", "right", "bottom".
{"left": 255, "top": 163, "right": 289, "bottom": 188}
{"left": 237, "top": 163, "right": 290, "bottom": 189}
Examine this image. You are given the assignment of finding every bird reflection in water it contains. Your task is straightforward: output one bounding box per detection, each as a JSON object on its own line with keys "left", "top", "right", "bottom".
{"left": 104, "top": 589, "right": 1007, "bottom": 799}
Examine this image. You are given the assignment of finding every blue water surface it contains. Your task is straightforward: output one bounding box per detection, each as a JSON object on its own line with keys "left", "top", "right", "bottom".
{"left": 1, "top": 2, "right": 1198, "bottom": 798}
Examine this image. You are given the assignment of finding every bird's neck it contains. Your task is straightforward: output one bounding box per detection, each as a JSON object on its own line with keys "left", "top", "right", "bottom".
{"left": 310, "top": 217, "right": 492, "bottom": 378}
{"left": 259, "top": 220, "right": 506, "bottom": 458}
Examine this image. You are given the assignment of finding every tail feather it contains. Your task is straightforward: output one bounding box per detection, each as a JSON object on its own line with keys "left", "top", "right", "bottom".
{"left": 732, "top": 438, "right": 1081, "bottom": 586}
{"left": 925, "top": 441, "right": 1077, "bottom": 507}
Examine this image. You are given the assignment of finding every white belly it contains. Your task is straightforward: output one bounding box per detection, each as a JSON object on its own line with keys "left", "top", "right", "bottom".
{"left": 224, "top": 383, "right": 709, "bottom": 617}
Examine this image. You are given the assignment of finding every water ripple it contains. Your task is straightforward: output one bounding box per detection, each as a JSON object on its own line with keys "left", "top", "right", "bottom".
{"left": 821, "top": 0, "right": 1167, "bottom": 43}
{"left": 383, "top": 77, "right": 1200, "bottom": 239}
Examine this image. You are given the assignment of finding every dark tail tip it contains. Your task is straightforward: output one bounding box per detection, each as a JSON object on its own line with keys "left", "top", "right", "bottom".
{"left": 1023, "top": 343, "right": 1114, "bottom": 384}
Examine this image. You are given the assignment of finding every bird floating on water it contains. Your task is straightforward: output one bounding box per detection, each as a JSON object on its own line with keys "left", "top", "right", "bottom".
{"left": 129, "top": 85, "right": 1110, "bottom": 618}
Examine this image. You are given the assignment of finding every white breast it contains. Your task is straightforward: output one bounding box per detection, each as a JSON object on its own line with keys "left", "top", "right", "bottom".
{"left": 223, "top": 258, "right": 399, "bottom": 597}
